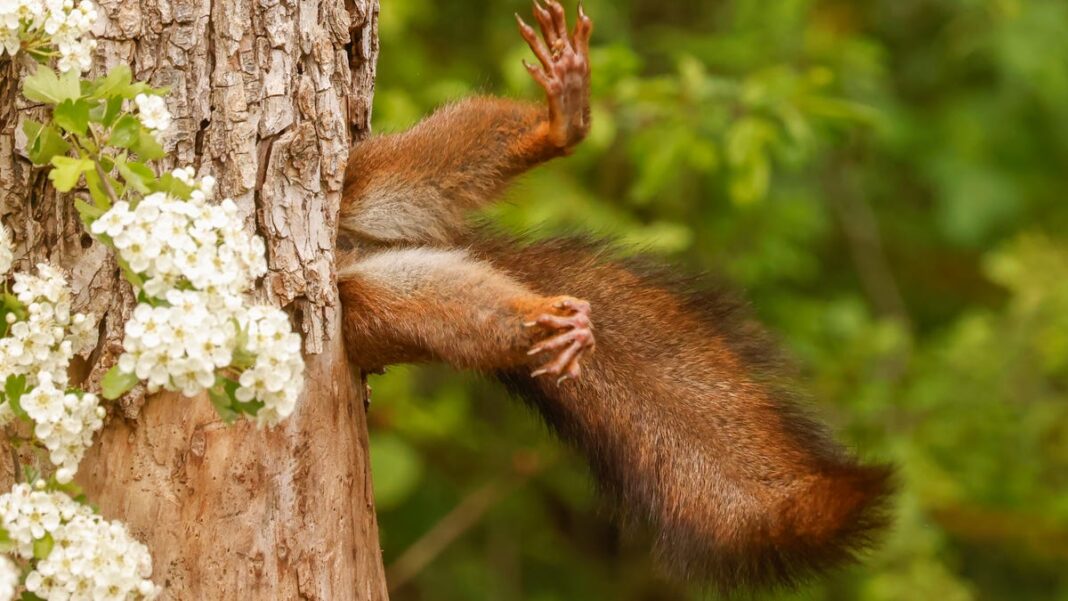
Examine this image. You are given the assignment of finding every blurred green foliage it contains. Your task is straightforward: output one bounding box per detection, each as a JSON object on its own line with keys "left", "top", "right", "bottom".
{"left": 365, "top": 0, "right": 1068, "bottom": 599}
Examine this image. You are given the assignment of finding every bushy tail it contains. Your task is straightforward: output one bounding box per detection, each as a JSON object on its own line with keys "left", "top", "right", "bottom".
{"left": 470, "top": 234, "right": 894, "bottom": 592}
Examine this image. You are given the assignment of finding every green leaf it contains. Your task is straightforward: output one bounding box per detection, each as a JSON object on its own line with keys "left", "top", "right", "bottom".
{"left": 75, "top": 199, "right": 106, "bottom": 225}
{"left": 32, "top": 532, "right": 54, "bottom": 560}
{"left": 20, "top": 592, "right": 46, "bottom": 601}
{"left": 86, "top": 65, "right": 133, "bottom": 100}
{"left": 4, "top": 374, "right": 28, "bottom": 422}
{"left": 48, "top": 475, "right": 89, "bottom": 504}
{"left": 231, "top": 347, "right": 256, "bottom": 371}
{"left": 23, "top": 120, "right": 70, "bottom": 166}
{"left": 130, "top": 128, "right": 166, "bottom": 160}
{"left": 211, "top": 374, "right": 264, "bottom": 418}
{"left": 21, "top": 466, "right": 38, "bottom": 486}
{"left": 117, "top": 159, "right": 154, "bottom": 194}
{"left": 91, "top": 96, "right": 124, "bottom": 127}
{"left": 0, "top": 526, "right": 13, "bottom": 554}
{"left": 208, "top": 377, "right": 239, "bottom": 424}
{"left": 109, "top": 114, "right": 141, "bottom": 148}
{"left": 232, "top": 397, "right": 265, "bottom": 416}
{"left": 101, "top": 365, "right": 139, "bottom": 400}
{"left": 85, "top": 66, "right": 160, "bottom": 103}
{"left": 2, "top": 292, "right": 26, "bottom": 320}
{"left": 21, "top": 65, "right": 81, "bottom": 105}
{"left": 5, "top": 374, "right": 26, "bottom": 404}
{"left": 48, "top": 156, "right": 93, "bottom": 192}
{"left": 84, "top": 168, "right": 111, "bottom": 208}
{"left": 22, "top": 119, "right": 41, "bottom": 144}
{"left": 53, "top": 99, "right": 91, "bottom": 136}
{"left": 150, "top": 172, "right": 195, "bottom": 199}
{"left": 84, "top": 164, "right": 123, "bottom": 207}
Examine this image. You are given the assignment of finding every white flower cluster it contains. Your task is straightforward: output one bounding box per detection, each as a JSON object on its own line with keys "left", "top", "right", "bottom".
{"left": 0, "top": 556, "right": 16, "bottom": 601}
{"left": 93, "top": 168, "right": 303, "bottom": 424}
{"left": 90, "top": 171, "right": 266, "bottom": 299}
{"left": 0, "top": 264, "right": 97, "bottom": 388}
{"left": 117, "top": 289, "right": 237, "bottom": 397}
{"left": 0, "top": 265, "right": 99, "bottom": 481}
{"left": 21, "top": 373, "right": 104, "bottom": 483}
{"left": 0, "top": 226, "right": 12, "bottom": 275}
{"left": 133, "top": 93, "right": 171, "bottom": 134}
{"left": 0, "top": 484, "right": 159, "bottom": 600}
{"left": 236, "top": 305, "right": 304, "bottom": 426}
{"left": 0, "top": 0, "right": 99, "bottom": 73}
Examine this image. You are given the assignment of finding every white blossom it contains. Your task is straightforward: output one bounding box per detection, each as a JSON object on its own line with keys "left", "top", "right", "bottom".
{"left": 133, "top": 93, "right": 171, "bottom": 134}
{"left": 113, "top": 293, "right": 304, "bottom": 422}
{"left": 91, "top": 178, "right": 267, "bottom": 302}
{"left": 0, "top": 264, "right": 97, "bottom": 388}
{"left": 0, "top": 27, "right": 18, "bottom": 56}
{"left": 0, "top": 225, "right": 12, "bottom": 275}
{"left": 0, "top": 0, "right": 98, "bottom": 71}
{"left": 117, "top": 290, "right": 238, "bottom": 397}
{"left": 235, "top": 305, "right": 304, "bottom": 427}
{"left": 20, "top": 373, "right": 104, "bottom": 482}
{"left": 0, "top": 555, "right": 17, "bottom": 601}
{"left": 0, "top": 485, "right": 159, "bottom": 600}
{"left": 0, "top": 483, "right": 81, "bottom": 556}
{"left": 95, "top": 169, "right": 305, "bottom": 417}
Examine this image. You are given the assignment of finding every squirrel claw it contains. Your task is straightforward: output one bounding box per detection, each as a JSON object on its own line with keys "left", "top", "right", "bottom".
{"left": 529, "top": 322, "right": 592, "bottom": 355}
{"left": 533, "top": 339, "right": 588, "bottom": 380}
{"left": 519, "top": 0, "right": 592, "bottom": 149}
{"left": 528, "top": 296, "right": 594, "bottom": 382}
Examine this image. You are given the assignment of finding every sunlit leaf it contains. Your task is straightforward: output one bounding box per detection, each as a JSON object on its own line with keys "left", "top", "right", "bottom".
{"left": 48, "top": 156, "right": 93, "bottom": 192}
{"left": 53, "top": 98, "right": 91, "bottom": 136}
{"left": 101, "top": 365, "right": 139, "bottom": 400}
{"left": 21, "top": 65, "right": 81, "bottom": 105}
{"left": 23, "top": 120, "right": 70, "bottom": 165}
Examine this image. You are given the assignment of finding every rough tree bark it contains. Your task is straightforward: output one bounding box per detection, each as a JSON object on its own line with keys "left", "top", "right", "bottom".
{"left": 0, "top": 0, "right": 387, "bottom": 599}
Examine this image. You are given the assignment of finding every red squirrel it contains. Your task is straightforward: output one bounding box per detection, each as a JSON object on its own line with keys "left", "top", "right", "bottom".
{"left": 337, "top": 1, "right": 892, "bottom": 592}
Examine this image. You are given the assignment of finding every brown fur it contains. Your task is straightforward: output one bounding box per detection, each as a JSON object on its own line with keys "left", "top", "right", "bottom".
{"left": 470, "top": 235, "right": 893, "bottom": 590}
{"left": 336, "top": 2, "right": 892, "bottom": 592}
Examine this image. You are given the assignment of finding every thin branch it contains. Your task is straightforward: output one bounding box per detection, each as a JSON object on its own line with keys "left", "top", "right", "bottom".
{"left": 825, "top": 168, "right": 909, "bottom": 326}
{"left": 386, "top": 480, "right": 511, "bottom": 592}
{"left": 93, "top": 159, "right": 120, "bottom": 206}
{"left": 824, "top": 157, "right": 913, "bottom": 383}
{"left": 386, "top": 456, "right": 548, "bottom": 593}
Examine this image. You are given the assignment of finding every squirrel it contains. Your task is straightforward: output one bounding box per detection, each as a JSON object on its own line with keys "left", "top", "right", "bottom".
{"left": 336, "top": 1, "right": 893, "bottom": 592}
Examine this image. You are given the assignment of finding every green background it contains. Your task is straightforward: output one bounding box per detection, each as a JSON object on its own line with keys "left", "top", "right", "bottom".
{"left": 365, "top": 0, "right": 1068, "bottom": 599}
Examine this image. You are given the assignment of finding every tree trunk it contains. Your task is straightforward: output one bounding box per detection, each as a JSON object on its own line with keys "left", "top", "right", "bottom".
{"left": 0, "top": 0, "right": 387, "bottom": 599}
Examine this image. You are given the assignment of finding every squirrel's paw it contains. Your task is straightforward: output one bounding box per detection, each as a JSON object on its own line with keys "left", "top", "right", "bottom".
{"left": 515, "top": 0, "right": 592, "bottom": 149}
{"left": 525, "top": 296, "right": 594, "bottom": 383}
